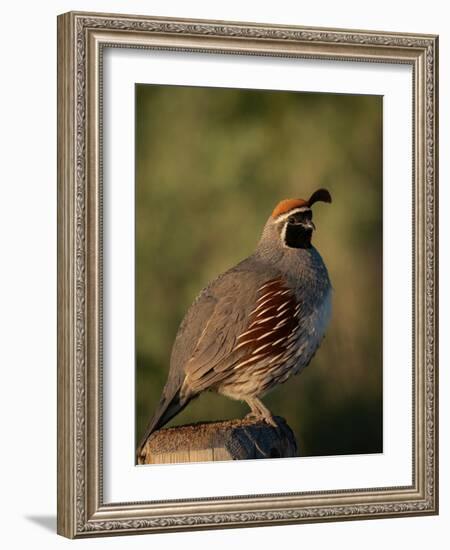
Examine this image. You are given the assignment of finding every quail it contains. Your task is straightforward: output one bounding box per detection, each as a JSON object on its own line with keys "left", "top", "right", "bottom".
{"left": 138, "top": 188, "right": 332, "bottom": 453}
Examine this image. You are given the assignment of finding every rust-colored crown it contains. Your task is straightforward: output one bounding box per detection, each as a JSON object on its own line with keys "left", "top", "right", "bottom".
{"left": 271, "top": 198, "right": 308, "bottom": 218}
{"left": 271, "top": 188, "right": 332, "bottom": 219}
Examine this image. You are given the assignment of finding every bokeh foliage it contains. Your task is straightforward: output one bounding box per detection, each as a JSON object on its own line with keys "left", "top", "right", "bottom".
{"left": 135, "top": 84, "right": 383, "bottom": 457}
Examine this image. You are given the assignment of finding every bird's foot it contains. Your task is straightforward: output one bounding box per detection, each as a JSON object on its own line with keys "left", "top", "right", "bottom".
{"left": 245, "top": 398, "right": 278, "bottom": 427}
{"left": 244, "top": 411, "right": 277, "bottom": 428}
{"left": 263, "top": 414, "right": 278, "bottom": 428}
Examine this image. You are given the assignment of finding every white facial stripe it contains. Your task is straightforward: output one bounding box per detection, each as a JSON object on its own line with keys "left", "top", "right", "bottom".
{"left": 280, "top": 220, "right": 289, "bottom": 248}
{"left": 274, "top": 207, "right": 311, "bottom": 222}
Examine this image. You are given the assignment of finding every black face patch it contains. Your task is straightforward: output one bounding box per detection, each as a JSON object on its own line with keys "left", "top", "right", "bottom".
{"left": 287, "top": 210, "right": 312, "bottom": 225}
{"left": 283, "top": 210, "right": 314, "bottom": 249}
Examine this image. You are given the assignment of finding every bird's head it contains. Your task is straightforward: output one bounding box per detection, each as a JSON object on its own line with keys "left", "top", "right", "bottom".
{"left": 266, "top": 189, "right": 332, "bottom": 250}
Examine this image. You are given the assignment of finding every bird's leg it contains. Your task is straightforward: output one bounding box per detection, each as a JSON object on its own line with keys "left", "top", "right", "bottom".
{"left": 244, "top": 398, "right": 260, "bottom": 421}
{"left": 253, "top": 398, "right": 278, "bottom": 427}
{"left": 245, "top": 398, "right": 277, "bottom": 427}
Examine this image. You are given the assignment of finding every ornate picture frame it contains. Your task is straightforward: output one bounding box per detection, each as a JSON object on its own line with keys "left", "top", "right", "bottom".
{"left": 57, "top": 11, "right": 438, "bottom": 538}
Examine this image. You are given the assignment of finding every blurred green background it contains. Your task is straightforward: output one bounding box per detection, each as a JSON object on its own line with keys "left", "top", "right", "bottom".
{"left": 135, "top": 84, "right": 383, "bottom": 458}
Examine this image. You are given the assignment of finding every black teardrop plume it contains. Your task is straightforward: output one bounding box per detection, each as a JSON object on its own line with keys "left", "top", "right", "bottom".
{"left": 307, "top": 188, "right": 332, "bottom": 207}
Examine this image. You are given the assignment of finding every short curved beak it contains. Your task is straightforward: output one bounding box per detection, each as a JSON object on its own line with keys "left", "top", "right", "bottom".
{"left": 303, "top": 221, "right": 316, "bottom": 231}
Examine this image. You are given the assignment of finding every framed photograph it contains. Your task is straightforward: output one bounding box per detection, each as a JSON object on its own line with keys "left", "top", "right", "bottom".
{"left": 57, "top": 11, "right": 439, "bottom": 538}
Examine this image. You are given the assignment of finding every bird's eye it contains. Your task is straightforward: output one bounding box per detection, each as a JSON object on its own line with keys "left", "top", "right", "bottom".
{"left": 288, "top": 216, "right": 296, "bottom": 224}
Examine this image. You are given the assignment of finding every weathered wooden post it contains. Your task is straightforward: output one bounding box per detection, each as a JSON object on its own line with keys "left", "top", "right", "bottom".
{"left": 137, "top": 416, "right": 298, "bottom": 464}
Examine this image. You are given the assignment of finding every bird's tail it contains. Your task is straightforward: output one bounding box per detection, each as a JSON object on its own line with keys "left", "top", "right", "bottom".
{"left": 136, "top": 386, "right": 191, "bottom": 458}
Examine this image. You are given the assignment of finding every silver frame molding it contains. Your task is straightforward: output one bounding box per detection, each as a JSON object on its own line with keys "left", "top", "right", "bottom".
{"left": 57, "top": 11, "right": 439, "bottom": 538}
